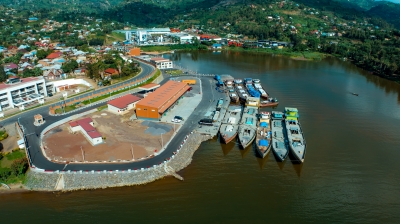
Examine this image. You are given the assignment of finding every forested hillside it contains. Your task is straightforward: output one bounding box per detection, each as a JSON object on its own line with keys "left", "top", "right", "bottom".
{"left": 0, "top": 0, "right": 123, "bottom": 13}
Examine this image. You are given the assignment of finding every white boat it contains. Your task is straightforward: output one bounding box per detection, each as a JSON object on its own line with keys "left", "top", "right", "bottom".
{"left": 271, "top": 111, "right": 289, "bottom": 162}
{"left": 238, "top": 106, "right": 258, "bottom": 148}
{"left": 284, "top": 107, "right": 306, "bottom": 163}
{"left": 219, "top": 106, "right": 242, "bottom": 144}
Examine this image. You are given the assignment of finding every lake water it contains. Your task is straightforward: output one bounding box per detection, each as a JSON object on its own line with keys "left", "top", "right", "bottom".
{"left": 1, "top": 51, "right": 400, "bottom": 223}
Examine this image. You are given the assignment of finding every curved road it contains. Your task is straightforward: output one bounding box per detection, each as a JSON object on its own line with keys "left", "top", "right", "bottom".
{"left": 2, "top": 62, "right": 217, "bottom": 172}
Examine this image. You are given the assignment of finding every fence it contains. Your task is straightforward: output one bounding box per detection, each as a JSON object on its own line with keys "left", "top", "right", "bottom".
{"left": 49, "top": 61, "right": 158, "bottom": 114}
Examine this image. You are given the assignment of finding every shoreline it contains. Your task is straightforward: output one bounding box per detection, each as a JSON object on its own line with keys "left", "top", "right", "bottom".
{"left": 23, "top": 132, "right": 212, "bottom": 192}
{"left": 0, "top": 183, "right": 29, "bottom": 194}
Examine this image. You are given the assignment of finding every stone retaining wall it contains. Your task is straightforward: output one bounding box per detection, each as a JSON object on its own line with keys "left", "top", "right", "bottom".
{"left": 24, "top": 133, "right": 213, "bottom": 191}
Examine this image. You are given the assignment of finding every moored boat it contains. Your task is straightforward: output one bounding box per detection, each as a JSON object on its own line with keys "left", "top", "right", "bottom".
{"left": 219, "top": 105, "right": 242, "bottom": 144}
{"left": 254, "top": 83, "right": 269, "bottom": 99}
{"left": 255, "top": 112, "right": 272, "bottom": 158}
{"left": 253, "top": 79, "right": 260, "bottom": 83}
{"left": 229, "top": 92, "right": 240, "bottom": 103}
{"left": 245, "top": 96, "right": 260, "bottom": 107}
{"left": 260, "top": 98, "right": 279, "bottom": 107}
{"left": 245, "top": 83, "right": 261, "bottom": 98}
{"left": 238, "top": 106, "right": 258, "bottom": 148}
{"left": 284, "top": 107, "right": 306, "bottom": 163}
{"left": 225, "top": 79, "right": 234, "bottom": 88}
{"left": 271, "top": 111, "right": 289, "bottom": 162}
{"left": 235, "top": 84, "right": 248, "bottom": 103}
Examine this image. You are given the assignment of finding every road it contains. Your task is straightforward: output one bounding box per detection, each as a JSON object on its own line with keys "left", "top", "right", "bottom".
{"left": 2, "top": 65, "right": 221, "bottom": 171}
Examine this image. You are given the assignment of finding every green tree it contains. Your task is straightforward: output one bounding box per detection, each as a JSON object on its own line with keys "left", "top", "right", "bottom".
{"left": 22, "top": 69, "right": 35, "bottom": 78}
{"left": 36, "top": 49, "right": 52, "bottom": 60}
{"left": 61, "top": 59, "right": 78, "bottom": 73}
{"left": 33, "top": 67, "right": 43, "bottom": 77}
{"left": 10, "top": 158, "right": 28, "bottom": 176}
{"left": 0, "top": 65, "right": 7, "bottom": 82}
{"left": 0, "top": 167, "right": 11, "bottom": 182}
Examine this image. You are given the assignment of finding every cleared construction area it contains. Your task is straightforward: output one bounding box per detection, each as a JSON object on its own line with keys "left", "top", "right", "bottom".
{"left": 42, "top": 111, "right": 177, "bottom": 163}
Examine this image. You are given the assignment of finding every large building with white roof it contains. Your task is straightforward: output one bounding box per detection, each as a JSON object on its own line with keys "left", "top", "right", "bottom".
{"left": 0, "top": 76, "right": 53, "bottom": 111}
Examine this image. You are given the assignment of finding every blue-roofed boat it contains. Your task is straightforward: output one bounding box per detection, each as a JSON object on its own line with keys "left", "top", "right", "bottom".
{"left": 271, "top": 111, "right": 289, "bottom": 161}
{"left": 284, "top": 107, "right": 306, "bottom": 163}
{"left": 255, "top": 112, "right": 272, "bottom": 158}
{"left": 244, "top": 78, "right": 253, "bottom": 84}
{"left": 245, "top": 84, "right": 261, "bottom": 98}
{"left": 238, "top": 106, "right": 258, "bottom": 148}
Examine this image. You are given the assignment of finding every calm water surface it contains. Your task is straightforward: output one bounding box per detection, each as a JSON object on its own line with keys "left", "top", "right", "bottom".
{"left": 2, "top": 51, "right": 400, "bottom": 223}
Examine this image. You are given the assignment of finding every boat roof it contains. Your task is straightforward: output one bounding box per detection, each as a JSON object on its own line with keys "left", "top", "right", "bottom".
{"left": 276, "top": 142, "right": 285, "bottom": 149}
{"left": 273, "top": 121, "right": 282, "bottom": 127}
{"left": 275, "top": 131, "right": 283, "bottom": 138}
{"left": 285, "top": 107, "right": 298, "bottom": 112}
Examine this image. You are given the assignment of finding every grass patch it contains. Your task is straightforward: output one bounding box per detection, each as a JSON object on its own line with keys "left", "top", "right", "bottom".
{"left": 55, "top": 104, "right": 77, "bottom": 114}
{"left": 140, "top": 44, "right": 200, "bottom": 52}
{"left": 165, "top": 69, "right": 183, "bottom": 76}
{"left": 225, "top": 47, "right": 325, "bottom": 60}
{"left": 0, "top": 149, "right": 28, "bottom": 184}
{"left": 0, "top": 130, "right": 8, "bottom": 141}
{"left": 141, "top": 45, "right": 172, "bottom": 52}
{"left": 97, "top": 105, "right": 108, "bottom": 111}
{"left": 5, "top": 149, "right": 26, "bottom": 161}
{"left": 110, "top": 32, "right": 126, "bottom": 41}
{"left": 302, "top": 52, "right": 325, "bottom": 60}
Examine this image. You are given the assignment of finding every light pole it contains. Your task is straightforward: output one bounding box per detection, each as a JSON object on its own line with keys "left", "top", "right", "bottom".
{"left": 131, "top": 144, "right": 134, "bottom": 160}
{"left": 161, "top": 133, "right": 164, "bottom": 149}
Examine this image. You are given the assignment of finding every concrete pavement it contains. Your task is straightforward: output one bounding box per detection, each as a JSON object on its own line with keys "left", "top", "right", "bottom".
{"left": 3, "top": 69, "right": 224, "bottom": 172}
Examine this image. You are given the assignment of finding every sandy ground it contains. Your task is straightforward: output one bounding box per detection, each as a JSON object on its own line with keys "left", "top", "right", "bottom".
{"left": 43, "top": 111, "right": 177, "bottom": 163}
{"left": 0, "top": 183, "right": 28, "bottom": 194}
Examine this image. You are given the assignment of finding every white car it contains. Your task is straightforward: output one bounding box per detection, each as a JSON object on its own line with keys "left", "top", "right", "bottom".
{"left": 171, "top": 118, "right": 181, "bottom": 123}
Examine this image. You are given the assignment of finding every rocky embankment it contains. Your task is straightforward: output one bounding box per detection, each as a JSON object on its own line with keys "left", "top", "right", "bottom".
{"left": 25, "top": 133, "right": 212, "bottom": 191}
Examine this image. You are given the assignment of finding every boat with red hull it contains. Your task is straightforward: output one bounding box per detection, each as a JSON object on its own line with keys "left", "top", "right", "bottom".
{"left": 260, "top": 98, "right": 279, "bottom": 107}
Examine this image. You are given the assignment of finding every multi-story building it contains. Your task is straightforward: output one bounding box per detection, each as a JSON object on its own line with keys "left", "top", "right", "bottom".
{"left": 150, "top": 57, "right": 173, "bottom": 69}
{"left": 0, "top": 77, "right": 54, "bottom": 111}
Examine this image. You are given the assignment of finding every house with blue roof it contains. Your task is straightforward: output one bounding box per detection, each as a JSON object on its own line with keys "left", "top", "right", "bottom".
{"left": 28, "top": 17, "right": 38, "bottom": 22}
{"left": 212, "top": 43, "right": 222, "bottom": 49}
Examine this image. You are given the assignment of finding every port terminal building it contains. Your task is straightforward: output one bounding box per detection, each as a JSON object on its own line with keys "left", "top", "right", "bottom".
{"left": 150, "top": 57, "right": 173, "bottom": 69}
{"left": 135, "top": 80, "right": 190, "bottom": 120}
{"left": 0, "top": 76, "right": 54, "bottom": 111}
{"left": 107, "top": 94, "right": 142, "bottom": 115}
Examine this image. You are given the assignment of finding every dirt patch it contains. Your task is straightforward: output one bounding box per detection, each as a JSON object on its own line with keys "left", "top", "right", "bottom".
{"left": 0, "top": 124, "right": 19, "bottom": 153}
{"left": 280, "top": 10, "right": 301, "bottom": 16}
{"left": 0, "top": 183, "right": 28, "bottom": 194}
{"left": 43, "top": 111, "right": 177, "bottom": 163}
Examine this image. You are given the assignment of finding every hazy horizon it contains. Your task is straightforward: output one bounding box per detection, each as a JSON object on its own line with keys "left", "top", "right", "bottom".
{"left": 377, "top": 0, "right": 400, "bottom": 3}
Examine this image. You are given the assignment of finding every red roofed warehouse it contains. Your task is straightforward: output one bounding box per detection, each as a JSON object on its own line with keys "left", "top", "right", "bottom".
{"left": 69, "top": 117, "right": 103, "bottom": 145}
{"left": 135, "top": 80, "right": 190, "bottom": 120}
{"left": 107, "top": 94, "right": 141, "bottom": 115}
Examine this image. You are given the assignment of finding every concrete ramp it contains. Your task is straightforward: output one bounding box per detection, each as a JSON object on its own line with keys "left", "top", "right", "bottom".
{"left": 55, "top": 174, "right": 65, "bottom": 190}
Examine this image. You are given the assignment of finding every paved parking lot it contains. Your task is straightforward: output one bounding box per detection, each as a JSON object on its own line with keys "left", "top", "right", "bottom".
{"left": 160, "top": 77, "right": 202, "bottom": 125}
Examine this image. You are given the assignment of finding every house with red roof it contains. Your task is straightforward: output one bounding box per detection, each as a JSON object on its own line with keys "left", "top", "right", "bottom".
{"left": 104, "top": 68, "right": 119, "bottom": 79}
{"left": 69, "top": 117, "right": 103, "bottom": 145}
{"left": 46, "top": 52, "right": 63, "bottom": 59}
{"left": 107, "top": 94, "right": 141, "bottom": 115}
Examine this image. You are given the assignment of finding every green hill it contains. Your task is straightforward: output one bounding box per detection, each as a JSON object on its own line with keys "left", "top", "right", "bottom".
{"left": 368, "top": 2, "right": 400, "bottom": 28}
